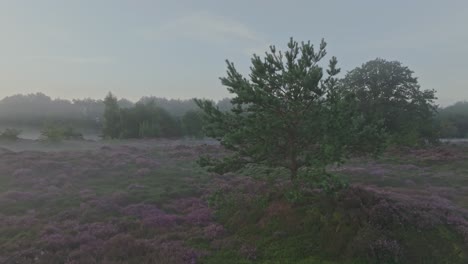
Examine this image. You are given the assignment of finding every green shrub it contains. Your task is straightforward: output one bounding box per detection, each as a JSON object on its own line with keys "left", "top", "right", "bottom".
{"left": 40, "top": 124, "right": 83, "bottom": 142}
{"left": 0, "top": 128, "right": 22, "bottom": 140}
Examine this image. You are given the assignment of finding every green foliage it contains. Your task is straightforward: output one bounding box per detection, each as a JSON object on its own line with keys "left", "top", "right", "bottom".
{"left": 0, "top": 93, "right": 103, "bottom": 130}
{"left": 209, "top": 184, "right": 468, "bottom": 264}
{"left": 196, "top": 38, "right": 386, "bottom": 181}
{"left": 102, "top": 92, "right": 121, "bottom": 139}
{"left": 40, "top": 124, "right": 65, "bottom": 142}
{"left": 284, "top": 187, "right": 305, "bottom": 204}
{"left": 138, "top": 120, "right": 161, "bottom": 138}
{"left": 314, "top": 174, "right": 348, "bottom": 195}
{"left": 40, "top": 123, "right": 83, "bottom": 142}
{"left": 437, "top": 101, "right": 468, "bottom": 138}
{"left": 119, "top": 100, "right": 182, "bottom": 138}
{"left": 285, "top": 170, "right": 349, "bottom": 204}
{"left": 341, "top": 58, "right": 438, "bottom": 146}
{"left": 102, "top": 94, "right": 187, "bottom": 139}
{"left": 181, "top": 110, "right": 205, "bottom": 138}
{"left": 0, "top": 128, "right": 22, "bottom": 141}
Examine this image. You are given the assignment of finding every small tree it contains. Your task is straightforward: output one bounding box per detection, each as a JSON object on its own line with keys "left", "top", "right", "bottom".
{"left": 196, "top": 38, "right": 385, "bottom": 180}
{"left": 102, "top": 92, "right": 121, "bottom": 139}
{"left": 40, "top": 123, "right": 65, "bottom": 142}
{"left": 341, "top": 58, "right": 438, "bottom": 145}
{"left": 181, "top": 110, "right": 204, "bottom": 138}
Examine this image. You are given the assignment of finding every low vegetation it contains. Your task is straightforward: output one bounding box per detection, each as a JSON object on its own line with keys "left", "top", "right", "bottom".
{"left": 0, "top": 140, "right": 467, "bottom": 263}
{"left": 0, "top": 128, "right": 21, "bottom": 141}
{"left": 40, "top": 124, "right": 84, "bottom": 142}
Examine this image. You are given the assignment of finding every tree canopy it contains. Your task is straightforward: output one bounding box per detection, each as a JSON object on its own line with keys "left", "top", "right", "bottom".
{"left": 341, "top": 58, "right": 438, "bottom": 145}
{"left": 437, "top": 101, "right": 468, "bottom": 138}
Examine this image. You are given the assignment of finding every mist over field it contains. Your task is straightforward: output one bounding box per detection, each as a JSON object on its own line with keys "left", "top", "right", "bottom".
{"left": 2, "top": 1, "right": 468, "bottom": 264}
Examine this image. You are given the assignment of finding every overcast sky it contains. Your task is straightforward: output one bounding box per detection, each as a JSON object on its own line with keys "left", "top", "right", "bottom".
{"left": 0, "top": 0, "right": 467, "bottom": 106}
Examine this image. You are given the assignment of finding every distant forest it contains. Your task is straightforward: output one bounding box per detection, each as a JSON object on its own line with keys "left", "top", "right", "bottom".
{"left": 0, "top": 92, "right": 467, "bottom": 138}
{"left": 0, "top": 92, "right": 230, "bottom": 129}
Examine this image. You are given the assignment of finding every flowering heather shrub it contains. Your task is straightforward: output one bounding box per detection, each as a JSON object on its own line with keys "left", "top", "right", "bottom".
{"left": 102, "top": 234, "right": 154, "bottom": 261}
{"left": 369, "top": 238, "right": 402, "bottom": 262}
{"left": 0, "top": 213, "right": 38, "bottom": 228}
{"left": 135, "top": 167, "right": 151, "bottom": 177}
{"left": 79, "top": 189, "right": 97, "bottom": 200}
{"left": 398, "top": 145, "right": 467, "bottom": 161}
{"left": 157, "top": 241, "right": 202, "bottom": 264}
{"left": 12, "top": 168, "right": 34, "bottom": 178}
{"left": 65, "top": 251, "right": 99, "bottom": 264}
{"left": 142, "top": 213, "right": 184, "bottom": 228}
{"left": 41, "top": 233, "right": 72, "bottom": 251}
{"left": 78, "top": 222, "right": 119, "bottom": 239}
{"left": 78, "top": 238, "right": 105, "bottom": 254}
{"left": 134, "top": 157, "right": 152, "bottom": 166}
{"left": 239, "top": 244, "right": 258, "bottom": 261}
{"left": 368, "top": 167, "right": 389, "bottom": 177}
{"left": 87, "top": 197, "right": 120, "bottom": 213}
{"left": 167, "top": 198, "right": 214, "bottom": 226}
{"left": 203, "top": 223, "right": 226, "bottom": 240}
{"left": 122, "top": 204, "right": 165, "bottom": 218}
{"left": 42, "top": 225, "right": 61, "bottom": 236}
{"left": 193, "top": 144, "right": 227, "bottom": 157}
{"left": 340, "top": 185, "right": 468, "bottom": 240}
{"left": 73, "top": 233, "right": 99, "bottom": 248}
{"left": 122, "top": 204, "right": 183, "bottom": 228}
{"left": 3, "top": 190, "right": 34, "bottom": 201}
{"left": 396, "top": 164, "right": 421, "bottom": 171}
{"left": 0, "top": 142, "right": 219, "bottom": 263}
{"left": 185, "top": 207, "right": 213, "bottom": 226}
{"left": 35, "top": 159, "right": 65, "bottom": 170}
{"left": 107, "top": 191, "right": 130, "bottom": 206}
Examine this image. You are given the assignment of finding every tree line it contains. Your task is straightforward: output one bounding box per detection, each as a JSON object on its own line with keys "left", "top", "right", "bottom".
{"left": 0, "top": 93, "right": 229, "bottom": 138}
{"left": 437, "top": 101, "right": 468, "bottom": 138}
{"left": 102, "top": 93, "right": 205, "bottom": 139}
{"left": 1, "top": 39, "right": 467, "bottom": 142}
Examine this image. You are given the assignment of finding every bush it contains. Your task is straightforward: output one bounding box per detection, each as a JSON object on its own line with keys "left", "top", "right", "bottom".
{"left": 0, "top": 128, "right": 22, "bottom": 140}
{"left": 40, "top": 124, "right": 83, "bottom": 142}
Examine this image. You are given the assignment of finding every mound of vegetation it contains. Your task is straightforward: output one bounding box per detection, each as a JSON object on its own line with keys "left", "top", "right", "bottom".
{"left": 40, "top": 124, "right": 84, "bottom": 142}
{"left": 204, "top": 177, "right": 468, "bottom": 263}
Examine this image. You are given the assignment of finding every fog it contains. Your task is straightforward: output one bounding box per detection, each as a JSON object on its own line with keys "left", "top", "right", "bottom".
{"left": 2, "top": 1, "right": 468, "bottom": 263}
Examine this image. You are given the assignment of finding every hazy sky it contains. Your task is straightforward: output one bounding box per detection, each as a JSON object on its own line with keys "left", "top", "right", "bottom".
{"left": 1, "top": 0, "right": 467, "bottom": 106}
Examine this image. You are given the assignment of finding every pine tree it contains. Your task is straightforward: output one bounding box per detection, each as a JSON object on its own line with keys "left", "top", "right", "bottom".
{"left": 196, "top": 38, "right": 385, "bottom": 180}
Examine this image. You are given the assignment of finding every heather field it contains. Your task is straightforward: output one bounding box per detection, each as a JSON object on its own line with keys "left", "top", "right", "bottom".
{"left": 1, "top": 140, "right": 468, "bottom": 263}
